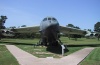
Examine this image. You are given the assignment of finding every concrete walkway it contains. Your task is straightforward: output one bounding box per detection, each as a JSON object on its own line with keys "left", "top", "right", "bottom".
{"left": 6, "top": 45, "right": 94, "bottom": 65}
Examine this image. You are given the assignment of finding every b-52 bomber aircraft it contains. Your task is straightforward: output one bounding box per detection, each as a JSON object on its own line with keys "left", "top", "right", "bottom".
{"left": 38, "top": 17, "right": 85, "bottom": 43}
{"left": 38, "top": 16, "right": 63, "bottom": 46}
{"left": 3, "top": 16, "right": 86, "bottom": 46}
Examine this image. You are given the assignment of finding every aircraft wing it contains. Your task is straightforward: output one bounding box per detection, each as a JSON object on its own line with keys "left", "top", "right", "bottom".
{"left": 59, "top": 26, "right": 86, "bottom": 35}
{"left": 14, "top": 26, "right": 86, "bottom": 35}
{"left": 14, "top": 26, "right": 39, "bottom": 33}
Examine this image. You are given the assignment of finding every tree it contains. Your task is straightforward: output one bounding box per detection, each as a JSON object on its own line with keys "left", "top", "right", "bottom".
{"left": 94, "top": 22, "right": 100, "bottom": 32}
{"left": 21, "top": 25, "right": 26, "bottom": 27}
{"left": 67, "top": 24, "right": 74, "bottom": 28}
{"left": 88, "top": 29, "right": 92, "bottom": 32}
{"left": 9, "top": 26, "right": 16, "bottom": 29}
{"left": 67, "top": 24, "right": 81, "bottom": 29}
{"left": 74, "top": 26, "right": 80, "bottom": 29}
{"left": 0, "top": 15, "right": 7, "bottom": 40}
{"left": 0, "top": 16, "right": 7, "bottom": 29}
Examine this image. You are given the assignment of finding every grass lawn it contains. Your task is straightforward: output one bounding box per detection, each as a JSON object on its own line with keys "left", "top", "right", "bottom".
{"left": 60, "top": 37, "right": 100, "bottom": 44}
{"left": 80, "top": 47, "right": 100, "bottom": 65}
{"left": 0, "top": 37, "right": 100, "bottom": 63}
{"left": 16, "top": 45, "right": 84, "bottom": 58}
{"left": 0, "top": 38, "right": 38, "bottom": 44}
{"left": 0, "top": 45, "right": 19, "bottom": 65}
{"left": 0, "top": 37, "right": 100, "bottom": 45}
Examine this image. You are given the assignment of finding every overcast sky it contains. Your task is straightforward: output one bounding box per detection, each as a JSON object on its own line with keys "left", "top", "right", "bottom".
{"left": 0, "top": 0, "right": 100, "bottom": 30}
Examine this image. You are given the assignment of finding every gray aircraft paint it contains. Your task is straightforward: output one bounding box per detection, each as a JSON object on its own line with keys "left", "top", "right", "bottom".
{"left": 39, "top": 16, "right": 61, "bottom": 46}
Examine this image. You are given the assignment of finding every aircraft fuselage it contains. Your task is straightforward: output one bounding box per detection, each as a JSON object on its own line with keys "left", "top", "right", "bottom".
{"left": 39, "top": 17, "right": 60, "bottom": 46}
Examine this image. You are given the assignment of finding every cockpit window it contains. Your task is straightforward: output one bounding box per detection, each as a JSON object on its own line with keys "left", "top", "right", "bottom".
{"left": 48, "top": 18, "right": 51, "bottom": 20}
{"left": 43, "top": 18, "right": 47, "bottom": 21}
{"left": 43, "top": 17, "right": 57, "bottom": 21}
{"left": 52, "top": 18, "right": 56, "bottom": 21}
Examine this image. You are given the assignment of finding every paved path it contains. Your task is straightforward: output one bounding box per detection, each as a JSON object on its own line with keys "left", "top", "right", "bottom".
{"left": 6, "top": 45, "right": 94, "bottom": 65}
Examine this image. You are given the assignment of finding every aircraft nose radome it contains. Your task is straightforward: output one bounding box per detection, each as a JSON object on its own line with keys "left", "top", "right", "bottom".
{"left": 49, "top": 21, "right": 56, "bottom": 26}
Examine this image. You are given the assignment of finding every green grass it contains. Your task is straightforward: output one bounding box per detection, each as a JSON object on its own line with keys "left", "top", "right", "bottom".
{"left": 0, "top": 37, "right": 100, "bottom": 64}
{"left": 17, "top": 45, "right": 60, "bottom": 58}
{"left": 60, "top": 37, "right": 100, "bottom": 44}
{"left": 0, "top": 45, "right": 19, "bottom": 65}
{"left": 0, "top": 38, "right": 38, "bottom": 44}
{"left": 16, "top": 45, "right": 83, "bottom": 58}
{"left": 0, "top": 37, "right": 100, "bottom": 45}
{"left": 80, "top": 47, "right": 100, "bottom": 65}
